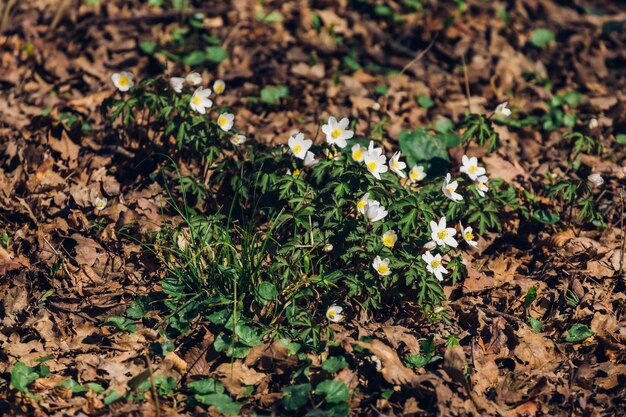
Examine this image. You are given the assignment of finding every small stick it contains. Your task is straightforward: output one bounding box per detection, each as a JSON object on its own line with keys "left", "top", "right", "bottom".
{"left": 461, "top": 54, "right": 472, "bottom": 113}
{"left": 145, "top": 351, "right": 162, "bottom": 417}
{"left": 0, "top": 0, "right": 15, "bottom": 34}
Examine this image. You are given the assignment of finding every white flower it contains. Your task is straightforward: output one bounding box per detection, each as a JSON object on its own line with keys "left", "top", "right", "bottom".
{"left": 326, "top": 305, "right": 344, "bottom": 322}
{"left": 421, "top": 251, "right": 447, "bottom": 281}
{"left": 323, "top": 244, "right": 334, "bottom": 253}
{"left": 170, "top": 77, "right": 184, "bottom": 93}
{"left": 287, "top": 132, "right": 312, "bottom": 159}
{"left": 408, "top": 165, "right": 426, "bottom": 183}
{"left": 111, "top": 72, "right": 134, "bottom": 92}
{"left": 364, "top": 200, "right": 388, "bottom": 223}
{"left": 371, "top": 102, "right": 381, "bottom": 111}
{"left": 94, "top": 197, "right": 107, "bottom": 211}
{"left": 185, "top": 72, "right": 202, "bottom": 86}
{"left": 587, "top": 173, "right": 604, "bottom": 188}
{"left": 382, "top": 230, "right": 397, "bottom": 248}
{"left": 367, "top": 140, "right": 383, "bottom": 156}
{"left": 459, "top": 222, "right": 478, "bottom": 248}
{"left": 230, "top": 134, "right": 247, "bottom": 146}
{"left": 389, "top": 152, "right": 407, "bottom": 178}
{"left": 213, "top": 79, "right": 225, "bottom": 94}
{"left": 460, "top": 155, "right": 486, "bottom": 181}
{"left": 357, "top": 193, "right": 370, "bottom": 214}
{"left": 589, "top": 118, "right": 599, "bottom": 129}
{"left": 217, "top": 113, "right": 234, "bottom": 131}
{"left": 363, "top": 149, "right": 388, "bottom": 180}
{"left": 351, "top": 144, "right": 366, "bottom": 162}
{"left": 322, "top": 117, "right": 353, "bottom": 148}
{"left": 442, "top": 173, "right": 463, "bottom": 202}
{"left": 190, "top": 87, "right": 213, "bottom": 114}
{"left": 494, "top": 102, "right": 511, "bottom": 117}
{"left": 430, "top": 216, "right": 458, "bottom": 248}
{"left": 372, "top": 256, "right": 391, "bottom": 276}
{"left": 303, "top": 151, "right": 319, "bottom": 167}
{"left": 475, "top": 175, "right": 489, "bottom": 197}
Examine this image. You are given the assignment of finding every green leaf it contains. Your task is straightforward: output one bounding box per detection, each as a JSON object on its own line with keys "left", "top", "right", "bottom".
{"left": 417, "top": 95, "right": 434, "bottom": 109}
{"left": 86, "top": 382, "right": 105, "bottom": 393}
{"left": 183, "top": 50, "right": 206, "bottom": 66}
{"left": 139, "top": 41, "right": 158, "bottom": 55}
{"left": 322, "top": 356, "right": 349, "bottom": 373}
{"left": 205, "top": 47, "right": 229, "bottom": 64}
{"left": 257, "top": 10, "right": 284, "bottom": 24}
{"left": 398, "top": 129, "right": 449, "bottom": 175}
{"left": 315, "top": 380, "right": 349, "bottom": 404}
{"left": 58, "top": 379, "right": 88, "bottom": 395}
{"left": 282, "top": 383, "right": 311, "bottom": 411}
{"left": 104, "top": 316, "right": 136, "bottom": 333}
{"left": 616, "top": 134, "right": 626, "bottom": 145}
{"left": 565, "top": 324, "right": 594, "bottom": 343}
{"left": 255, "top": 282, "right": 278, "bottom": 305}
{"left": 342, "top": 55, "right": 361, "bottom": 72}
{"left": 530, "top": 28, "right": 555, "bottom": 48}
{"left": 527, "top": 317, "right": 543, "bottom": 333}
{"left": 523, "top": 286, "right": 538, "bottom": 308}
{"left": 126, "top": 296, "right": 151, "bottom": 319}
{"left": 10, "top": 362, "right": 40, "bottom": 393}
{"left": 260, "top": 86, "right": 289, "bottom": 104}
{"left": 195, "top": 393, "right": 241, "bottom": 415}
{"left": 532, "top": 210, "right": 560, "bottom": 225}
{"left": 434, "top": 118, "right": 454, "bottom": 134}
{"left": 188, "top": 378, "right": 224, "bottom": 395}
{"left": 103, "top": 390, "right": 123, "bottom": 405}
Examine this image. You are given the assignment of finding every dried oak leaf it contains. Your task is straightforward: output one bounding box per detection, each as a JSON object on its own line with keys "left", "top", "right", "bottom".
{"left": 352, "top": 339, "right": 416, "bottom": 385}
{"left": 214, "top": 361, "right": 266, "bottom": 398}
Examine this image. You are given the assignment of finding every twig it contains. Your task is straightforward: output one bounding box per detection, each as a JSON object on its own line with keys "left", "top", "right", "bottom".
{"left": 475, "top": 306, "right": 523, "bottom": 324}
{"left": 399, "top": 33, "right": 439, "bottom": 76}
{"left": 0, "top": 0, "right": 15, "bottom": 34}
{"left": 51, "top": 0, "right": 73, "bottom": 31}
{"left": 461, "top": 54, "right": 472, "bottom": 113}
{"left": 145, "top": 352, "right": 162, "bottom": 417}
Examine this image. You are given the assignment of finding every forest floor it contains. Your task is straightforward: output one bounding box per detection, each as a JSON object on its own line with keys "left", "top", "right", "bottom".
{"left": 1, "top": 1, "right": 625, "bottom": 416}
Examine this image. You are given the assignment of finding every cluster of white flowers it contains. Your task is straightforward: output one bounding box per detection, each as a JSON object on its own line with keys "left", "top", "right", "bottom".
{"left": 112, "top": 71, "right": 245, "bottom": 145}
{"left": 441, "top": 155, "right": 490, "bottom": 202}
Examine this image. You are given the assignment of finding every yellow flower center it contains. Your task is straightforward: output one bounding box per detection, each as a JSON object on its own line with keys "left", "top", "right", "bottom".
{"left": 331, "top": 129, "right": 342, "bottom": 139}
{"left": 327, "top": 151, "right": 336, "bottom": 159}
{"left": 393, "top": 160, "right": 399, "bottom": 168}
{"left": 118, "top": 76, "right": 129, "bottom": 87}
{"left": 327, "top": 311, "right": 336, "bottom": 319}
{"left": 357, "top": 201, "right": 366, "bottom": 210}
{"left": 464, "top": 231, "right": 474, "bottom": 241}
{"left": 437, "top": 230, "right": 448, "bottom": 239}
{"left": 447, "top": 185, "right": 455, "bottom": 193}
{"left": 293, "top": 145, "right": 302, "bottom": 154}
{"left": 468, "top": 165, "right": 477, "bottom": 174}
{"left": 377, "top": 264, "right": 389, "bottom": 274}
{"left": 218, "top": 116, "right": 227, "bottom": 126}
{"left": 383, "top": 236, "right": 394, "bottom": 247}
{"left": 367, "top": 161, "right": 378, "bottom": 172}
{"left": 292, "top": 169, "right": 301, "bottom": 177}
{"left": 410, "top": 171, "right": 418, "bottom": 180}
{"left": 215, "top": 84, "right": 224, "bottom": 93}
{"left": 353, "top": 149, "right": 363, "bottom": 160}
{"left": 431, "top": 259, "right": 441, "bottom": 268}
{"left": 192, "top": 95, "right": 202, "bottom": 105}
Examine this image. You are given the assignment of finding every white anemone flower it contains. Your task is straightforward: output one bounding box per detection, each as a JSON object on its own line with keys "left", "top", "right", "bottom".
{"left": 357, "top": 193, "right": 370, "bottom": 214}
{"left": 421, "top": 251, "right": 447, "bottom": 281}
{"left": 322, "top": 116, "right": 353, "bottom": 148}
{"left": 190, "top": 87, "right": 213, "bottom": 114}
{"left": 185, "top": 72, "right": 202, "bottom": 86}
{"left": 170, "top": 76, "right": 184, "bottom": 93}
{"left": 372, "top": 256, "right": 391, "bottom": 276}
{"left": 364, "top": 200, "right": 388, "bottom": 223}
{"left": 408, "top": 165, "right": 426, "bottom": 183}
{"left": 494, "top": 102, "right": 511, "bottom": 117}
{"left": 430, "top": 216, "right": 458, "bottom": 248}
{"left": 111, "top": 72, "right": 134, "bottom": 92}
{"left": 475, "top": 175, "right": 489, "bottom": 197}
{"left": 382, "top": 230, "right": 397, "bottom": 248}
{"left": 217, "top": 113, "right": 235, "bottom": 132}
{"left": 442, "top": 173, "right": 463, "bottom": 202}
{"left": 367, "top": 140, "right": 383, "bottom": 156}
{"left": 287, "top": 133, "right": 312, "bottom": 160}
{"left": 459, "top": 222, "right": 478, "bottom": 248}
{"left": 363, "top": 150, "right": 388, "bottom": 180}
{"left": 94, "top": 197, "right": 107, "bottom": 211}
{"left": 326, "top": 305, "right": 344, "bottom": 322}
{"left": 460, "top": 155, "right": 486, "bottom": 181}
{"left": 213, "top": 79, "right": 226, "bottom": 94}
{"left": 303, "top": 151, "right": 319, "bottom": 167}
{"left": 230, "top": 134, "right": 247, "bottom": 146}
{"left": 351, "top": 144, "right": 366, "bottom": 162}
{"left": 389, "top": 152, "right": 407, "bottom": 178}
